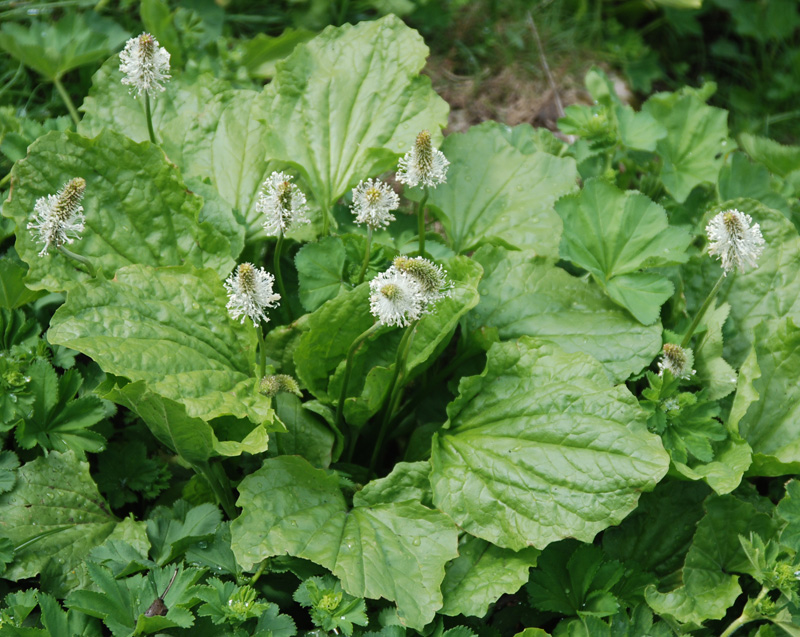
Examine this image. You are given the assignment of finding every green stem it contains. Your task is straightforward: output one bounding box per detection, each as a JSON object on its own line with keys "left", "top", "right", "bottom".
{"left": 53, "top": 75, "right": 80, "bottom": 126}
{"left": 57, "top": 245, "right": 96, "bottom": 277}
{"left": 145, "top": 92, "right": 157, "bottom": 144}
{"left": 416, "top": 189, "right": 429, "bottom": 258}
{"left": 681, "top": 273, "right": 727, "bottom": 348}
{"left": 322, "top": 202, "right": 330, "bottom": 237}
{"left": 719, "top": 587, "right": 769, "bottom": 637}
{"left": 249, "top": 560, "right": 268, "bottom": 586}
{"left": 256, "top": 324, "right": 267, "bottom": 379}
{"left": 274, "top": 231, "right": 291, "bottom": 322}
{"left": 369, "top": 321, "right": 418, "bottom": 476}
{"left": 0, "top": 172, "right": 11, "bottom": 188}
{"left": 357, "top": 227, "right": 373, "bottom": 285}
{"left": 336, "top": 323, "right": 383, "bottom": 437}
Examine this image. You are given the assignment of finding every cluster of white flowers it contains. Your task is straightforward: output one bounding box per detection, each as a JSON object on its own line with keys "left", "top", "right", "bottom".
{"left": 256, "top": 172, "right": 310, "bottom": 235}
{"left": 351, "top": 178, "right": 399, "bottom": 229}
{"left": 119, "top": 33, "right": 171, "bottom": 99}
{"left": 658, "top": 343, "right": 695, "bottom": 380}
{"left": 224, "top": 263, "right": 281, "bottom": 326}
{"left": 396, "top": 129, "right": 449, "bottom": 189}
{"left": 706, "top": 208, "right": 765, "bottom": 275}
{"left": 28, "top": 177, "right": 87, "bottom": 256}
{"left": 369, "top": 257, "right": 450, "bottom": 327}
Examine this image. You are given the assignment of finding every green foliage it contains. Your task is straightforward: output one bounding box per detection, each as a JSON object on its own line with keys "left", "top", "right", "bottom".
{"left": 294, "top": 575, "right": 367, "bottom": 636}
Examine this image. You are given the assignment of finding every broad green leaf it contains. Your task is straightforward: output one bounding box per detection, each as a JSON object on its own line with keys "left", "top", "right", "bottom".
{"left": 0, "top": 13, "right": 128, "bottom": 80}
{"left": 642, "top": 91, "right": 730, "bottom": 203}
{"left": 294, "top": 283, "right": 377, "bottom": 402}
{"left": 718, "top": 152, "right": 792, "bottom": 216}
{"left": 147, "top": 500, "right": 222, "bottom": 566}
{"left": 430, "top": 338, "right": 669, "bottom": 551}
{"left": 3, "top": 129, "right": 234, "bottom": 292}
{"left": 271, "top": 393, "right": 334, "bottom": 468}
{"left": 0, "top": 257, "right": 40, "bottom": 309}
{"left": 106, "top": 382, "right": 273, "bottom": 465}
{"left": 295, "top": 237, "right": 348, "bottom": 312}
{"left": 467, "top": 246, "right": 662, "bottom": 383}
{"left": 48, "top": 265, "right": 273, "bottom": 424}
{"left": 645, "top": 495, "right": 776, "bottom": 624}
{"left": 0, "top": 450, "right": 20, "bottom": 494}
{"left": 732, "top": 318, "right": 800, "bottom": 475}
{"left": 440, "top": 535, "right": 539, "bottom": 618}
{"left": 603, "top": 480, "right": 709, "bottom": 579}
{"left": 0, "top": 450, "right": 117, "bottom": 583}
{"left": 739, "top": 132, "right": 800, "bottom": 178}
{"left": 230, "top": 456, "right": 459, "bottom": 629}
{"left": 261, "top": 15, "right": 449, "bottom": 222}
{"left": 670, "top": 434, "right": 751, "bottom": 496}
{"left": 424, "top": 121, "right": 578, "bottom": 256}
{"left": 554, "top": 178, "right": 691, "bottom": 324}
{"left": 693, "top": 302, "right": 737, "bottom": 401}
{"left": 237, "top": 29, "right": 315, "bottom": 79}
{"left": 355, "top": 461, "right": 433, "bottom": 508}
{"left": 777, "top": 480, "right": 800, "bottom": 552}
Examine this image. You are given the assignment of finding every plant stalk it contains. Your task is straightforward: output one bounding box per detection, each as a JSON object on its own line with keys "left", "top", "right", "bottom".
{"left": 256, "top": 324, "right": 267, "bottom": 379}
{"left": 57, "top": 245, "right": 96, "bottom": 277}
{"left": 145, "top": 92, "right": 157, "bottom": 144}
{"left": 416, "top": 189, "right": 429, "bottom": 257}
{"left": 719, "top": 586, "right": 769, "bottom": 637}
{"left": 274, "top": 230, "right": 291, "bottom": 322}
{"left": 53, "top": 75, "right": 80, "bottom": 126}
{"left": 357, "top": 226, "right": 373, "bottom": 285}
{"left": 681, "top": 272, "right": 727, "bottom": 348}
{"left": 249, "top": 560, "right": 268, "bottom": 586}
{"left": 336, "top": 322, "right": 383, "bottom": 437}
{"left": 197, "top": 461, "right": 237, "bottom": 520}
{"left": 369, "top": 321, "right": 418, "bottom": 475}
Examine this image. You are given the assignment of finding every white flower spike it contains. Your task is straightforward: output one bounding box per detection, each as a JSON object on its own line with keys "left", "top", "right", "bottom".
{"left": 369, "top": 268, "right": 423, "bottom": 327}
{"left": 351, "top": 179, "right": 399, "bottom": 229}
{"left": 658, "top": 343, "right": 695, "bottom": 380}
{"left": 119, "top": 33, "right": 171, "bottom": 99}
{"left": 391, "top": 256, "right": 451, "bottom": 309}
{"left": 28, "top": 177, "right": 87, "bottom": 256}
{"left": 706, "top": 208, "right": 765, "bottom": 275}
{"left": 396, "top": 130, "right": 449, "bottom": 189}
{"left": 256, "top": 172, "right": 310, "bottom": 235}
{"left": 224, "top": 263, "right": 281, "bottom": 326}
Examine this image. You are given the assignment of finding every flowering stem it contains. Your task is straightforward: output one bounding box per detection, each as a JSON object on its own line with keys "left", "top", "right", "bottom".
{"left": 719, "top": 586, "right": 768, "bottom": 637}
{"left": 57, "top": 245, "right": 96, "bottom": 277}
{"left": 369, "top": 321, "right": 418, "bottom": 476}
{"left": 357, "top": 227, "right": 373, "bottom": 285}
{"left": 336, "top": 322, "right": 383, "bottom": 438}
{"left": 53, "top": 75, "right": 80, "bottom": 126}
{"left": 144, "top": 93, "right": 157, "bottom": 144}
{"left": 249, "top": 560, "right": 268, "bottom": 586}
{"left": 416, "top": 189, "right": 429, "bottom": 258}
{"left": 256, "top": 324, "right": 267, "bottom": 379}
{"left": 681, "top": 273, "right": 727, "bottom": 348}
{"left": 273, "top": 231, "right": 291, "bottom": 322}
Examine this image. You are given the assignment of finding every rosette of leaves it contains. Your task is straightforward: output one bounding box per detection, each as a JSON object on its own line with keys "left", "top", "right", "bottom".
{"left": 294, "top": 576, "right": 368, "bottom": 637}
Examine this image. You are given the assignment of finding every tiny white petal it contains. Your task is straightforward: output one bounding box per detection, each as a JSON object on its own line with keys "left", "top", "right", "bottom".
{"left": 224, "top": 263, "right": 281, "bottom": 326}
{"left": 706, "top": 208, "right": 765, "bottom": 275}
{"left": 396, "top": 130, "right": 449, "bottom": 189}
{"left": 119, "top": 33, "right": 171, "bottom": 99}
{"left": 256, "top": 172, "right": 310, "bottom": 235}
{"left": 369, "top": 268, "right": 423, "bottom": 327}
{"left": 351, "top": 179, "right": 399, "bottom": 229}
{"left": 27, "top": 177, "right": 86, "bottom": 256}
{"left": 391, "top": 256, "right": 451, "bottom": 310}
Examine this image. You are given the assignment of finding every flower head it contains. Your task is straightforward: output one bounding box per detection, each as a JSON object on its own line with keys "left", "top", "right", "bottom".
{"left": 119, "top": 33, "right": 171, "bottom": 99}
{"left": 369, "top": 268, "right": 423, "bottom": 327}
{"left": 706, "top": 209, "right": 765, "bottom": 275}
{"left": 658, "top": 343, "right": 695, "bottom": 380}
{"left": 256, "top": 172, "right": 310, "bottom": 235}
{"left": 392, "top": 256, "right": 451, "bottom": 308}
{"left": 351, "top": 178, "right": 399, "bottom": 229}
{"left": 396, "top": 130, "right": 449, "bottom": 189}
{"left": 27, "top": 177, "right": 86, "bottom": 256}
{"left": 224, "top": 263, "right": 281, "bottom": 326}
{"left": 259, "top": 374, "right": 302, "bottom": 398}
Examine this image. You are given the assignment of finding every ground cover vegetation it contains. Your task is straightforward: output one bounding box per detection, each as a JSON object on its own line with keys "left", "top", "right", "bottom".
{"left": 2, "top": 1, "right": 800, "bottom": 636}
